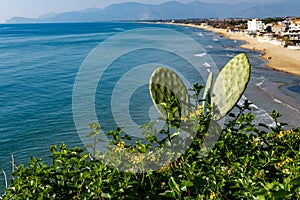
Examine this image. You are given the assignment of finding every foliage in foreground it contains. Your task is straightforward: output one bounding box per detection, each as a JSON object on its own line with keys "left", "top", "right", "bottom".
{"left": 1, "top": 102, "right": 300, "bottom": 200}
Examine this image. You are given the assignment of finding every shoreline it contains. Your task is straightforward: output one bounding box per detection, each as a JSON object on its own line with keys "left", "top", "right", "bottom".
{"left": 169, "top": 23, "right": 300, "bottom": 77}
{"left": 258, "top": 81, "right": 300, "bottom": 113}
{"left": 160, "top": 22, "right": 300, "bottom": 126}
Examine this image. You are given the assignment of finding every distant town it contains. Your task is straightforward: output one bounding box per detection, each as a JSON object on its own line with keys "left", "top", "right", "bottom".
{"left": 154, "top": 17, "right": 300, "bottom": 49}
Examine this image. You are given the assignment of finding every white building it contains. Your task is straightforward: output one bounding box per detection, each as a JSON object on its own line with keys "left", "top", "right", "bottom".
{"left": 247, "top": 19, "right": 264, "bottom": 32}
{"left": 289, "top": 19, "right": 300, "bottom": 32}
{"left": 272, "top": 24, "right": 286, "bottom": 35}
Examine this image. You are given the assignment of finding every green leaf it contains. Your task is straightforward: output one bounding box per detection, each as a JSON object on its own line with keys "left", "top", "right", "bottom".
{"left": 253, "top": 195, "right": 266, "bottom": 200}
{"left": 253, "top": 188, "right": 269, "bottom": 197}
{"left": 159, "top": 190, "right": 176, "bottom": 198}
{"left": 102, "top": 193, "right": 112, "bottom": 199}
{"left": 180, "top": 180, "right": 194, "bottom": 191}
{"left": 136, "top": 141, "right": 147, "bottom": 153}
{"left": 291, "top": 176, "right": 300, "bottom": 186}
{"left": 181, "top": 180, "right": 194, "bottom": 188}
{"left": 272, "top": 189, "right": 290, "bottom": 199}
{"left": 169, "top": 177, "right": 180, "bottom": 194}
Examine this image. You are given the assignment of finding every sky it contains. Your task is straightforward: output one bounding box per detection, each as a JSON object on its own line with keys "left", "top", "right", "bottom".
{"left": 0, "top": 0, "right": 280, "bottom": 23}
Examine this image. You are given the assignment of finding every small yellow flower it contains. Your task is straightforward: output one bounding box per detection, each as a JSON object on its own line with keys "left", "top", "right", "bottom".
{"left": 282, "top": 169, "right": 290, "bottom": 174}
{"left": 285, "top": 129, "right": 293, "bottom": 135}
{"left": 189, "top": 113, "right": 196, "bottom": 118}
{"left": 197, "top": 105, "right": 204, "bottom": 109}
{"left": 210, "top": 192, "right": 216, "bottom": 200}
{"left": 252, "top": 138, "right": 261, "bottom": 146}
{"left": 278, "top": 131, "right": 284, "bottom": 138}
{"left": 117, "top": 141, "right": 125, "bottom": 149}
{"left": 147, "top": 151, "right": 156, "bottom": 162}
{"left": 196, "top": 109, "right": 203, "bottom": 116}
{"left": 285, "top": 157, "right": 293, "bottom": 163}
{"left": 181, "top": 116, "right": 188, "bottom": 122}
{"left": 158, "top": 164, "right": 170, "bottom": 172}
{"left": 275, "top": 157, "right": 293, "bottom": 169}
{"left": 129, "top": 153, "right": 145, "bottom": 164}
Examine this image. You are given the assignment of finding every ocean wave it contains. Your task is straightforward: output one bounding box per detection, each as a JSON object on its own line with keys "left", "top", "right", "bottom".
{"left": 255, "top": 75, "right": 268, "bottom": 88}
{"left": 203, "top": 62, "right": 211, "bottom": 68}
{"left": 237, "top": 96, "right": 276, "bottom": 128}
{"left": 194, "top": 53, "right": 207, "bottom": 57}
{"left": 255, "top": 77, "right": 300, "bottom": 114}
{"left": 225, "top": 53, "right": 235, "bottom": 57}
{"left": 274, "top": 98, "right": 300, "bottom": 114}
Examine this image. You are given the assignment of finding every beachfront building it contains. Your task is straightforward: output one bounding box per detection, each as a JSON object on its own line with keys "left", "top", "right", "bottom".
{"left": 272, "top": 24, "right": 286, "bottom": 35}
{"left": 247, "top": 19, "right": 264, "bottom": 32}
{"left": 280, "top": 18, "right": 300, "bottom": 48}
{"left": 289, "top": 19, "right": 300, "bottom": 32}
{"left": 282, "top": 32, "right": 300, "bottom": 41}
{"left": 282, "top": 19, "right": 291, "bottom": 29}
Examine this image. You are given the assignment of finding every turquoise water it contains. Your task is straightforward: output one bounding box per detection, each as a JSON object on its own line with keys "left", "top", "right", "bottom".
{"left": 0, "top": 22, "right": 299, "bottom": 192}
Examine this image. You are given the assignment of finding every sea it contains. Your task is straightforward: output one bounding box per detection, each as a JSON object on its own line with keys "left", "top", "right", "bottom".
{"left": 0, "top": 22, "right": 299, "bottom": 192}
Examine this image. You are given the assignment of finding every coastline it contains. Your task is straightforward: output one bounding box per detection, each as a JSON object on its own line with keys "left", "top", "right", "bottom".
{"left": 171, "top": 23, "right": 300, "bottom": 77}
{"left": 161, "top": 22, "right": 300, "bottom": 127}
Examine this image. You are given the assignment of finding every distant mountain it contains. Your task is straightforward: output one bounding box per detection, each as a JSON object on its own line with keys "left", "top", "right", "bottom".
{"left": 236, "top": 0, "right": 300, "bottom": 18}
{"left": 6, "top": 0, "right": 300, "bottom": 23}
{"left": 7, "top": 17, "right": 41, "bottom": 23}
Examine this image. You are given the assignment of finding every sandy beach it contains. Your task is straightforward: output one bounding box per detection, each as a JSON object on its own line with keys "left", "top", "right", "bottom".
{"left": 171, "top": 23, "right": 300, "bottom": 77}
{"left": 160, "top": 22, "right": 300, "bottom": 127}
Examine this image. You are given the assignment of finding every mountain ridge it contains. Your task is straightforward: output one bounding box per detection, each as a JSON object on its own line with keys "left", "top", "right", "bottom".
{"left": 6, "top": 0, "right": 300, "bottom": 23}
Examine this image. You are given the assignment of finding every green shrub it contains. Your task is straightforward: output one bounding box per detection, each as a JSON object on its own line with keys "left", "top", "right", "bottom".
{"left": 2, "top": 100, "right": 299, "bottom": 199}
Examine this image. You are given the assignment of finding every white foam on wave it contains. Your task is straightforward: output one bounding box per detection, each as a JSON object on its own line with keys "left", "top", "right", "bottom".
{"left": 255, "top": 76, "right": 267, "bottom": 87}
{"left": 194, "top": 53, "right": 207, "bottom": 57}
{"left": 113, "top": 28, "right": 125, "bottom": 31}
{"left": 249, "top": 104, "right": 259, "bottom": 110}
{"left": 237, "top": 95, "right": 276, "bottom": 128}
{"left": 274, "top": 98, "right": 282, "bottom": 104}
{"left": 256, "top": 81, "right": 264, "bottom": 87}
{"left": 255, "top": 76, "right": 300, "bottom": 114}
{"left": 198, "top": 33, "right": 204, "bottom": 36}
{"left": 226, "top": 53, "right": 234, "bottom": 57}
{"left": 273, "top": 98, "right": 300, "bottom": 114}
{"left": 238, "top": 95, "right": 248, "bottom": 106}
{"left": 203, "top": 62, "right": 211, "bottom": 68}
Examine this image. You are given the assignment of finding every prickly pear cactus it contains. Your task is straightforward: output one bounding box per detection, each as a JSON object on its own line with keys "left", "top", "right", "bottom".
{"left": 149, "top": 67, "right": 190, "bottom": 120}
{"left": 211, "top": 53, "right": 251, "bottom": 120}
{"left": 149, "top": 53, "right": 251, "bottom": 122}
{"left": 202, "top": 72, "right": 213, "bottom": 115}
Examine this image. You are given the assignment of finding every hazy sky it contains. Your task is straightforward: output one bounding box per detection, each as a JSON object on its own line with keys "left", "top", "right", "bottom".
{"left": 0, "top": 0, "right": 279, "bottom": 23}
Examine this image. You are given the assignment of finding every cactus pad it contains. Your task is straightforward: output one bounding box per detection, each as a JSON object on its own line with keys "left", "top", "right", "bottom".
{"left": 149, "top": 67, "right": 190, "bottom": 120}
{"left": 211, "top": 53, "right": 251, "bottom": 120}
{"left": 202, "top": 72, "right": 213, "bottom": 115}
